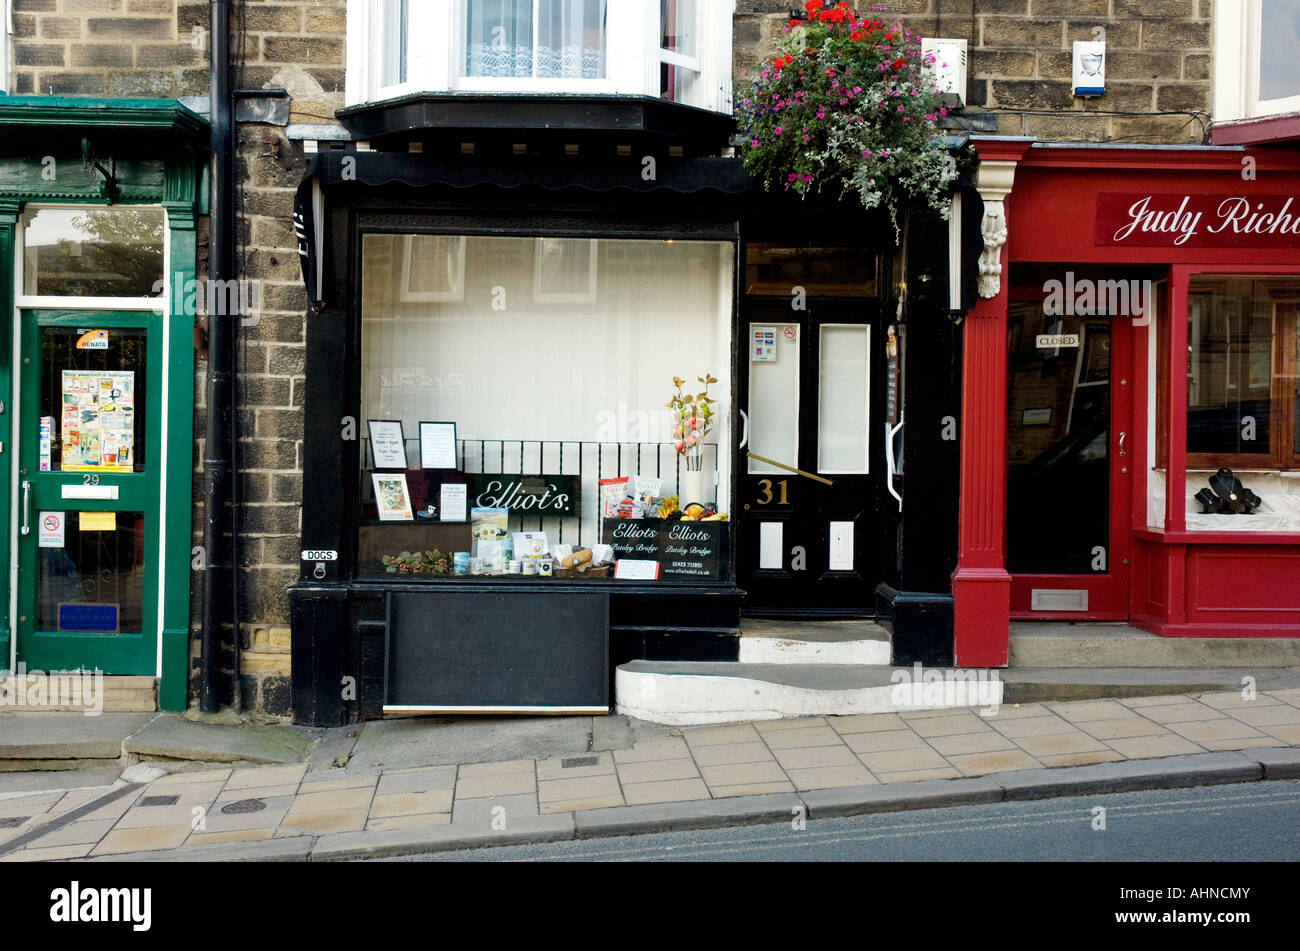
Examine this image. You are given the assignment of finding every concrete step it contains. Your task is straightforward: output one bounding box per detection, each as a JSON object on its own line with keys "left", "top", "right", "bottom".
{"left": 0, "top": 675, "right": 155, "bottom": 713}
{"left": 738, "top": 618, "right": 891, "bottom": 665}
{"left": 614, "top": 660, "right": 1300, "bottom": 726}
{"left": 1010, "top": 622, "right": 1300, "bottom": 668}
{"left": 0, "top": 712, "right": 157, "bottom": 766}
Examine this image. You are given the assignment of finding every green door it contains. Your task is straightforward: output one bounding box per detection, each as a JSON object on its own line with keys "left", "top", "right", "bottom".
{"left": 16, "top": 310, "right": 161, "bottom": 675}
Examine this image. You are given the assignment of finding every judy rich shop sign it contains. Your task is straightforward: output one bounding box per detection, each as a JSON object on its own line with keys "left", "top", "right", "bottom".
{"left": 1096, "top": 193, "right": 1300, "bottom": 248}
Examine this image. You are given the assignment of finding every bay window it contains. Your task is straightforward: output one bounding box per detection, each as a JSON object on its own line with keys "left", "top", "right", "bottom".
{"left": 347, "top": 0, "right": 732, "bottom": 111}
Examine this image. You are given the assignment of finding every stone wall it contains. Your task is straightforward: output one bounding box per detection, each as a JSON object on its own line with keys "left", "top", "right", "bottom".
{"left": 733, "top": 0, "right": 1213, "bottom": 143}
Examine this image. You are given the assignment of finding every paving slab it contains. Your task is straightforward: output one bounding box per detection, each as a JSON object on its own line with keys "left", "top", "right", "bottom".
{"left": 989, "top": 751, "right": 1263, "bottom": 800}
{"left": 0, "top": 713, "right": 155, "bottom": 760}
{"left": 0, "top": 766, "right": 123, "bottom": 795}
{"left": 314, "top": 812, "right": 574, "bottom": 860}
{"left": 800, "top": 776, "right": 1004, "bottom": 818}
{"left": 352, "top": 716, "right": 594, "bottom": 770}
{"left": 573, "top": 792, "right": 803, "bottom": 838}
{"left": 123, "top": 715, "right": 320, "bottom": 765}
{"left": 80, "top": 836, "right": 313, "bottom": 862}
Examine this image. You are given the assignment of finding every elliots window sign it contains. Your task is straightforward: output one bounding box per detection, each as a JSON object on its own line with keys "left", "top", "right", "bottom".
{"left": 1096, "top": 193, "right": 1300, "bottom": 247}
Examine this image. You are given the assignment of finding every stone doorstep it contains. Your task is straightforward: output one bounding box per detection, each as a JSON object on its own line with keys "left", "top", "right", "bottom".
{"left": 0, "top": 676, "right": 155, "bottom": 714}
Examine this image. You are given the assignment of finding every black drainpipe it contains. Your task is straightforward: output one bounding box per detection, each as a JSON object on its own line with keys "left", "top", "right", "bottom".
{"left": 201, "top": 0, "right": 233, "bottom": 713}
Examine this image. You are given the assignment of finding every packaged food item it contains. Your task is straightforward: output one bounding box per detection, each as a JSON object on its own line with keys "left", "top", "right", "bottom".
{"left": 522, "top": 560, "right": 537, "bottom": 576}
{"left": 513, "top": 532, "right": 549, "bottom": 558}
{"left": 633, "top": 475, "right": 662, "bottom": 506}
{"left": 508, "top": 559, "right": 522, "bottom": 574}
{"left": 538, "top": 560, "right": 554, "bottom": 577}
{"left": 599, "top": 477, "right": 630, "bottom": 518}
{"left": 591, "top": 544, "right": 615, "bottom": 566}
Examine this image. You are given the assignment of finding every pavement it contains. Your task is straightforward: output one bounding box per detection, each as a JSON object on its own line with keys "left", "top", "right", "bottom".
{"left": 1, "top": 685, "right": 1299, "bottom": 861}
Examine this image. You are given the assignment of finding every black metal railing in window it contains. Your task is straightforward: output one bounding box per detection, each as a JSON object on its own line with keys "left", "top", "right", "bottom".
{"left": 362, "top": 438, "right": 719, "bottom": 549}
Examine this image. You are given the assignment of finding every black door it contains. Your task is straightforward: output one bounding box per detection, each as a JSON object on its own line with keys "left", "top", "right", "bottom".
{"left": 735, "top": 284, "right": 884, "bottom": 615}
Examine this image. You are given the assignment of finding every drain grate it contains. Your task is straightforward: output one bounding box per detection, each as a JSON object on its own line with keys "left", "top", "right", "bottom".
{"left": 0, "top": 816, "right": 30, "bottom": 828}
{"left": 137, "top": 795, "right": 180, "bottom": 807}
{"left": 221, "top": 798, "right": 267, "bottom": 815}
{"left": 561, "top": 755, "right": 599, "bottom": 769}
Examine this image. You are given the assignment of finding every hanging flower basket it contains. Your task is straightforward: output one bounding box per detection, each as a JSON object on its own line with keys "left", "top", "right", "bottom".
{"left": 735, "top": 1, "right": 959, "bottom": 228}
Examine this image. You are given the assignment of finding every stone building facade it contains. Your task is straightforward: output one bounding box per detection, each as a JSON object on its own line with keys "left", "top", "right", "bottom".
{"left": 733, "top": 0, "right": 1213, "bottom": 143}
{"left": 7, "top": 0, "right": 345, "bottom": 716}
{"left": 2, "top": 0, "right": 1227, "bottom": 718}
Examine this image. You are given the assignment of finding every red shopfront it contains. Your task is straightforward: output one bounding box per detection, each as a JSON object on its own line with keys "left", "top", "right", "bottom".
{"left": 954, "top": 137, "right": 1300, "bottom": 666}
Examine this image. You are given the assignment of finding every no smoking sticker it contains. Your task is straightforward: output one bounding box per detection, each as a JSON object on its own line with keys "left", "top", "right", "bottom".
{"left": 784, "top": 326, "right": 797, "bottom": 340}
{"left": 39, "top": 511, "right": 65, "bottom": 548}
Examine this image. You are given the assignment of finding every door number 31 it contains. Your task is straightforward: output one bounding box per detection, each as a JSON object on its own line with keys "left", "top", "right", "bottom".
{"left": 756, "top": 479, "right": 789, "bottom": 505}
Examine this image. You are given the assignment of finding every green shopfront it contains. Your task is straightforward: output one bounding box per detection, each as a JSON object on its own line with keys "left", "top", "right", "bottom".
{"left": 0, "top": 99, "right": 208, "bottom": 711}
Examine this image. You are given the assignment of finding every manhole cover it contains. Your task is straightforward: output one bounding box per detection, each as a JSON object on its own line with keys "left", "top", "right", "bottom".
{"left": 562, "top": 755, "right": 599, "bottom": 769}
{"left": 221, "top": 798, "right": 267, "bottom": 815}
{"left": 138, "top": 795, "right": 179, "bottom": 807}
{"left": 0, "top": 816, "right": 29, "bottom": 828}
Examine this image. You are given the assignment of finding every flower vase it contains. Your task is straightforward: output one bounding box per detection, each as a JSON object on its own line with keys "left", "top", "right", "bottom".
{"left": 680, "top": 466, "right": 710, "bottom": 508}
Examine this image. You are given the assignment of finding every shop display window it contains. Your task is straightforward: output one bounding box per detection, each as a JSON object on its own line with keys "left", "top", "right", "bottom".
{"left": 358, "top": 233, "right": 734, "bottom": 581}
{"left": 1151, "top": 275, "right": 1300, "bottom": 532}
{"left": 1183, "top": 276, "right": 1300, "bottom": 470}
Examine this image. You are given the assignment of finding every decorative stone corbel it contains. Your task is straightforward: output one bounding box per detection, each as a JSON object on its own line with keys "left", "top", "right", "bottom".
{"left": 974, "top": 159, "right": 1018, "bottom": 299}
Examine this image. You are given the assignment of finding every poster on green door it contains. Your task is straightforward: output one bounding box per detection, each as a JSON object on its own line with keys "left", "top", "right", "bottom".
{"left": 61, "top": 370, "right": 135, "bottom": 472}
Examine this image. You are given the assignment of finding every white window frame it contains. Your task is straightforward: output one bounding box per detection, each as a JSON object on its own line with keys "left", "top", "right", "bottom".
{"left": 346, "top": 0, "right": 732, "bottom": 112}
{"left": 400, "top": 235, "right": 466, "bottom": 303}
{"left": 1, "top": 0, "right": 12, "bottom": 95}
{"left": 532, "top": 238, "right": 598, "bottom": 303}
{"left": 1214, "top": 0, "right": 1300, "bottom": 122}
{"left": 456, "top": 0, "right": 618, "bottom": 93}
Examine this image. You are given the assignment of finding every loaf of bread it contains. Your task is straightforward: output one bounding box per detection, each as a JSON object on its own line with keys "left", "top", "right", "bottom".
{"left": 562, "top": 549, "right": 593, "bottom": 569}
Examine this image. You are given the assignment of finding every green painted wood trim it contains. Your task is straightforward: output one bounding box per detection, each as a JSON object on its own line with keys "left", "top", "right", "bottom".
{"left": 159, "top": 211, "right": 197, "bottom": 711}
{"left": 0, "top": 208, "right": 14, "bottom": 668}
{"left": 0, "top": 97, "right": 208, "bottom": 142}
{"left": 159, "top": 628, "right": 189, "bottom": 712}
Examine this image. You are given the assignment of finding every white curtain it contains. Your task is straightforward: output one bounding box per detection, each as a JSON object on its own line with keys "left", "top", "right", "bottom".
{"left": 465, "top": 0, "right": 607, "bottom": 79}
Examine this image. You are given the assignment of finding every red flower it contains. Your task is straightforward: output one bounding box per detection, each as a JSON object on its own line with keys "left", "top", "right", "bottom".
{"left": 892, "top": 57, "right": 905, "bottom": 71}
{"left": 805, "top": 0, "right": 824, "bottom": 10}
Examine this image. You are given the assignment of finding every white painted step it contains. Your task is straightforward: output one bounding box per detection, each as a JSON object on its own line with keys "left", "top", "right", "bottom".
{"left": 738, "top": 618, "right": 891, "bottom": 665}
{"left": 616, "top": 661, "right": 1001, "bottom": 726}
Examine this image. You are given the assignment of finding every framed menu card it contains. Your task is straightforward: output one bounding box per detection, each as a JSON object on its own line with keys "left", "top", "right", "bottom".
{"left": 368, "top": 420, "right": 407, "bottom": 470}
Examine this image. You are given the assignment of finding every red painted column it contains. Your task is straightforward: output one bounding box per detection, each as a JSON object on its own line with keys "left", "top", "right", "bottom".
{"left": 952, "top": 145, "right": 1028, "bottom": 668}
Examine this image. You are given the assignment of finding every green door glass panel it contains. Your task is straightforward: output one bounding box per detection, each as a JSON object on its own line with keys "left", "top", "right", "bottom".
{"left": 17, "top": 310, "right": 160, "bottom": 675}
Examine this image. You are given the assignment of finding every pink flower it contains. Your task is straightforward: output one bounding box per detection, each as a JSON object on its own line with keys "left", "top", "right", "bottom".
{"left": 685, "top": 435, "right": 697, "bottom": 448}
{"left": 674, "top": 441, "right": 684, "bottom": 452}
{"left": 774, "top": 126, "right": 783, "bottom": 135}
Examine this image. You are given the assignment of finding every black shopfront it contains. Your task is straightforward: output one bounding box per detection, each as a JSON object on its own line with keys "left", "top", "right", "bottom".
{"left": 288, "top": 96, "right": 967, "bottom": 726}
